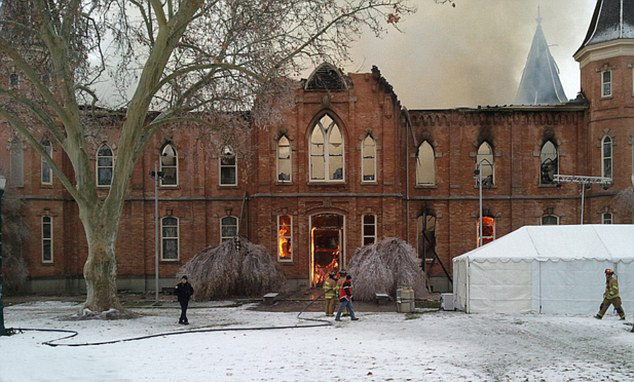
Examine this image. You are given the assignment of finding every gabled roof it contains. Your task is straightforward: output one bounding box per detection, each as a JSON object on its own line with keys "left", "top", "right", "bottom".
{"left": 580, "top": 0, "right": 634, "bottom": 49}
{"left": 515, "top": 18, "right": 567, "bottom": 105}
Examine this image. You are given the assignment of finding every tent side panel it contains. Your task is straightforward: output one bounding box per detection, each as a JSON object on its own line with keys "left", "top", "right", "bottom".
{"left": 453, "top": 258, "right": 468, "bottom": 311}
{"left": 469, "top": 261, "right": 532, "bottom": 314}
{"left": 616, "top": 262, "right": 634, "bottom": 316}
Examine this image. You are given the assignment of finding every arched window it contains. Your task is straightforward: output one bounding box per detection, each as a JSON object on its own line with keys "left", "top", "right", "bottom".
{"left": 220, "top": 145, "right": 237, "bottom": 186}
{"left": 160, "top": 143, "right": 178, "bottom": 186}
{"left": 309, "top": 114, "right": 344, "bottom": 182}
{"left": 9, "top": 136, "right": 24, "bottom": 187}
{"left": 161, "top": 217, "right": 179, "bottom": 260}
{"left": 277, "top": 136, "right": 292, "bottom": 183}
{"left": 277, "top": 215, "right": 292, "bottom": 261}
{"left": 602, "top": 213, "right": 613, "bottom": 224}
{"left": 41, "top": 140, "right": 53, "bottom": 185}
{"left": 361, "top": 135, "right": 376, "bottom": 182}
{"left": 416, "top": 141, "right": 435, "bottom": 185}
{"left": 541, "top": 214, "right": 559, "bottom": 225}
{"left": 96, "top": 144, "right": 114, "bottom": 186}
{"left": 601, "top": 136, "right": 613, "bottom": 179}
{"left": 221, "top": 216, "right": 238, "bottom": 242}
{"left": 476, "top": 142, "right": 494, "bottom": 186}
{"left": 540, "top": 141, "right": 558, "bottom": 185}
{"left": 476, "top": 215, "right": 495, "bottom": 247}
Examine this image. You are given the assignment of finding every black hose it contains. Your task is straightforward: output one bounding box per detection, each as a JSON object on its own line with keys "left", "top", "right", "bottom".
{"left": 8, "top": 291, "right": 333, "bottom": 347}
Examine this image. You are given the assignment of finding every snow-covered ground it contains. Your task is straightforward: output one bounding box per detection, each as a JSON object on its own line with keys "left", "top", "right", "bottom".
{"left": 1, "top": 301, "right": 633, "bottom": 382}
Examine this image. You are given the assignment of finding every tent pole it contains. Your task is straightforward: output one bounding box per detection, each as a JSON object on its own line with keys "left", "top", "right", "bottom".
{"left": 580, "top": 183, "right": 585, "bottom": 225}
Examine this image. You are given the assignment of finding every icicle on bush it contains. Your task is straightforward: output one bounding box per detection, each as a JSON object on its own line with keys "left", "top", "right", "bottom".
{"left": 178, "top": 238, "right": 286, "bottom": 300}
{"left": 347, "top": 237, "right": 428, "bottom": 301}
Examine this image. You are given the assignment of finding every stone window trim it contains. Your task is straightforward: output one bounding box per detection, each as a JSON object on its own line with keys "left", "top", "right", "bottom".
{"left": 160, "top": 216, "right": 179, "bottom": 262}
{"left": 361, "top": 214, "right": 377, "bottom": 246}
{"left": 220, "top": 215, "right": 239, "bottom": 243}
{"left": 41, "top": 215, "right": 54, "bottom": 264}
{"left": 159, "top": 143, "right": 179, "bottom": 188}
{"left": 360, "top": 133, "right": 377, "bottom": 184}
{"left": 219, "top": 145, "right": 238, "bottom": 187}
{"left": 41, "top": 140, "right": 53, "bottom": 186}
{"left": 277, "top": 215, "right": 293, "bottom": 262}
{"left": 96, "top": 143, "right": 114, "bottom": 188}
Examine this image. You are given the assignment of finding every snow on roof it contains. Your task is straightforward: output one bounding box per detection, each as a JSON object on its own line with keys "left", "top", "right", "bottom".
{"left": 580, "top": 0, "right": 634, "bottom": 48}
{"left": 454, "top": 225, "right": 634, "bottom": 263}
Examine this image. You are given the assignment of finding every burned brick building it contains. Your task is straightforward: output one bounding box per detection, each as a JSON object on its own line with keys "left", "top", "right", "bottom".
{"left": 1, "top": 0, "right": 633, "bottom": 293}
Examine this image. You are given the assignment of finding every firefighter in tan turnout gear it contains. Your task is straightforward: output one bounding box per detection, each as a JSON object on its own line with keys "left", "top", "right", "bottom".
{"left": 323, "top": 271, "right": 338, "bottom": 316}
{"left": 595, "top": 268, "right": 626, "bottom": 320}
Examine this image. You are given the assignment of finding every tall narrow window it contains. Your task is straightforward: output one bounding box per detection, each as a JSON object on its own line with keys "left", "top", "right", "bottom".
{"left": 540, "top": 141, "right": 558, "bottom": 185}
{"left": 277, "top": 136, "right": 292, "bottom": 182}
{"left": 361, "top": 135, "right": 376, "bottom": 182}
{"left": 362, "top": 215, "right": 376, "bottom": 246}
{"left": 476, "top": 216, "right": 495, "bottom": 247}
{"left": 476, "top": 142, "right": 494, "bottom": 186}
{"left": 602, "top": 136, "right": 613, "bottom": 179}
{"left": 416, "top": 141, "right": 435, "bottom": 185}
{"left": 221, "top": 216, "right": 238, "bottom": 242}
{"left": 160, "top": 144, "right": 178, "bottom": 186}
{"left": 541, "top": 214, "right": 559, "bottom": 225}
{"left": 161, "top": 217, "right": 179, "bottom": 260}
{"left": 220, "top": 145, "right": 237, "bottom": 186}
{"left": 9, "top": 136, "right": 24, "bottom": 187}
{"left": 602, "top": 70, "right": 612, "bottom": 98}
{"left": 277, "top": 215, "right": 292, "bottom": 261}
{"left": 42, "top": 216, "right": 53, "bottom": 263}
{"left": 309, "top": 114, "right": 345, "bottom": 182}
{"left": 417, "top": 214, "right": 437, "bottom": 272}
{"left": 96, "top": 144, "right": 114, "bottom": 186}
{"left": 602, "top": 213, "right": 613, "bottom": 224}
{"left": 41, "top": 140, "right": 53, "bottom": 185}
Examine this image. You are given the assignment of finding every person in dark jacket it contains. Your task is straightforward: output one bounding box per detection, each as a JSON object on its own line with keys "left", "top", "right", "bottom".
{"left": 335, "top": 274, "right": 359, "bottom": 321}
{"left": 175, "top": 275, "right": 194, "bottom": 325}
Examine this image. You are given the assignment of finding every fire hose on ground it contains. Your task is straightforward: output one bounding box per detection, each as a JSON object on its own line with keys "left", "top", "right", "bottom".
{"left": 4, "top": 291, "right": 332, "bottom": 347}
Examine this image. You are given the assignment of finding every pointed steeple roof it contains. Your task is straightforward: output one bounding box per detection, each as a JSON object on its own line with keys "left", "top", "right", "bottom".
{"left": 515, "top": 14, "right": 567, "bottom": 105}
{"left": 580, "top": 0, "right": 634, "bottom": 49}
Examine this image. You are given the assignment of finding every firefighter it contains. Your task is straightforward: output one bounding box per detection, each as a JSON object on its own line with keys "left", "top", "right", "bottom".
{"left": 336, "top": 270, "right": 349, "bottom": 316}
{"left": 595, "top": 268, "right": 626, "bottom": 320}
{"left": 335, "top": 274, "right": 359, "bottom": 321}
{"left": 323, "top": 271, "right": 338, "bottom": 316}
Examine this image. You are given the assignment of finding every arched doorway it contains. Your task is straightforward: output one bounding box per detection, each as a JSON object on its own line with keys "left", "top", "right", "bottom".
{"left": 309, "top": 213, "right": 344, "bottom": 287}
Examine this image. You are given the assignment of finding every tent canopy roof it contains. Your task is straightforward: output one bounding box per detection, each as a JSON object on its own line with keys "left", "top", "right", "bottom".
{"left": 454, "top": 225, "right": 634, "bottom": 263}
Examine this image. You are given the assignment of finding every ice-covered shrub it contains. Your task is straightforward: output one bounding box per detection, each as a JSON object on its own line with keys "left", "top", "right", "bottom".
{"left": 347, "top": 237, "right": 427, "bottom": 301}
{"left": 178, "top": 238, "right": 286, "bottom": 300}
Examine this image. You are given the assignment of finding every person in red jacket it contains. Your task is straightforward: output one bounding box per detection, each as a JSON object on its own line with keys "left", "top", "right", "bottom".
{"left": 335, "top": 274, "right": 359, "bottom": 321}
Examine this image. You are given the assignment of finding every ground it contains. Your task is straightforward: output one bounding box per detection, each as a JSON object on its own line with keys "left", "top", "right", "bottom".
{"left": 1, "top": 296, "right": 633, "bottom": 382}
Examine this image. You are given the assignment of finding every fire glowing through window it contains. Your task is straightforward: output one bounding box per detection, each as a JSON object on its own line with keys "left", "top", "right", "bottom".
{"left": 477, "top": 216, "right": 495, "bottom": 247}
{"left": 278, "top": 215, "right": 292, "bottom": 261}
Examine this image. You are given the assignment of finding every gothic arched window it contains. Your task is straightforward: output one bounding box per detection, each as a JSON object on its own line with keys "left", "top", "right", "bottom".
{"left": 416, "top": 141, "right": 435, "bottom": 185}
{"left": 277, "top": 136, "right": 292, "bottom": 183}
{"left": 309, "top": 114, "right": 344, "bottom": 182}
{"left": 361, "top": 135, "right": 376, "bottom": 182}
{"left": 601, "top": 136, "right": 613, "bottom": 179}
{"left": 160, "top": 143, "right": 178, "bottom": 186}
{"left": 476, "top": 142, "right": 494, "bottom": 186}
{"left": 540, "top": 140, "right": 558, "bottom": 185}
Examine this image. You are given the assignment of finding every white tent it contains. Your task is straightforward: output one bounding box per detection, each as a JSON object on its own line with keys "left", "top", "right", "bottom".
{"left": 453, "top": 225, "right": 634, "bottom": 315}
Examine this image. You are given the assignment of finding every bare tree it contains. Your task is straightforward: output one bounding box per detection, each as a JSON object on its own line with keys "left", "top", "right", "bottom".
{"left": 0, "top": 0, "right": 431, "bottom": 314}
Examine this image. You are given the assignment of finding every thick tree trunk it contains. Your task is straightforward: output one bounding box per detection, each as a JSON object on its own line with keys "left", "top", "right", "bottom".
{"left": 82, "top": 227, "right": 123, "bottom": 312}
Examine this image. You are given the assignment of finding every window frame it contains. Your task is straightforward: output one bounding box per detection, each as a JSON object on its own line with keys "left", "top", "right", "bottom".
{"left": 220, "top": 216, "right": 239, "bottom": 242}
{"left": 541, "top": 214, "right": 559, "bottom": 225}
{"left": 601, "top": 135, "right": 613, "bottom": 180}
{"left": 42, "top": 216, "right": 53, "bottom": 263}
{"left": 219, "top": 145, "right": 238, "bottom": 186}
{"left": 159, "top": 143, "right": 179, "bottom": 187}
{"left": 41, "top": 140, "right": 53, "bottom": 185}
{"left": 602, "top": 70, "right": 612, "bottom": 98}
{"left": 96, "top": 143, "right": 114, "bottom": 187}
{"left": 539, "top": 140, "right": 559, "bottom": 185}
{"left": 602, "top": 213, "right": 613, "bottom": 224}
{"left": 277, "top": 215, "right": 293, "bottom": 262}
{"left": 309, "top": 114, "right": 345, "bottom": 183}
{"left": 416, "top": 140, "right": 436, "bottom": 186}
{"left": 476, "top": 141, "right": 495, "bottom": 186}
{"left": 361, "top": 135, "right": 377, "bottom": 183}
{"left": 277, "top": 136, "right": 292, "bottom": 183}
{"left": 361, "top": 214, "right": 377, "bottom": 246}
{"left": 160, "top": 216, "right": 180, "bottom": 261}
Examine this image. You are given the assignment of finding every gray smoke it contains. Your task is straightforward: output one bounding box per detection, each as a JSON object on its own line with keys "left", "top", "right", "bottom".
{"left": 349, "top": 0, "right": 596, "bottom": 109}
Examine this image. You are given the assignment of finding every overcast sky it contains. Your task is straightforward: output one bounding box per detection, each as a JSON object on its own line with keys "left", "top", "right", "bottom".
{"left": 347, "top": 0, "right": 597, "bottom": 109}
